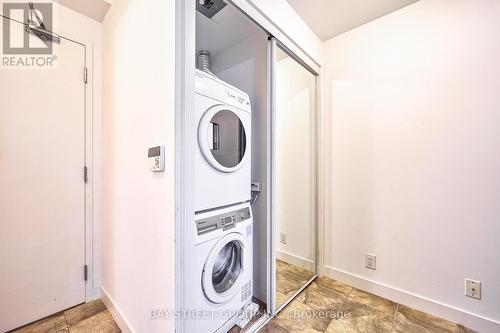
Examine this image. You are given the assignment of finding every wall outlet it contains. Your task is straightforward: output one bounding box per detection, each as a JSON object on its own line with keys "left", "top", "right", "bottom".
{"left": 465, "top": 279, "right": 481, "bottom": 300}
{"left": 365, "top": 253, "right": 376, "bottom": 270}
{"left": 279, "top": 232, "right": 287, "bottom": 244}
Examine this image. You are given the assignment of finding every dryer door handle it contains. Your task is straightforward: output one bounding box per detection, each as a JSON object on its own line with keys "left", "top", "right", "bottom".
{"left": 240, "top": 240, "right": 244, "bottom": 270}
{"left": 210, "top": 122, "right": 220, "bottom": 150}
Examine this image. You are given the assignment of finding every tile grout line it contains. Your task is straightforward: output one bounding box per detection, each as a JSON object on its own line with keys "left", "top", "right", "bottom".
{"left": 390, "top": 303, "right": 400, "bottom": 332}
{"left": 62, "top": 310, "right": 70, "bottom": 331}
{"left": 314, "top": 283, "right": 354, "bottom": 301}
{"left": 393, "top": 303, "right": 400, "bottom": 322}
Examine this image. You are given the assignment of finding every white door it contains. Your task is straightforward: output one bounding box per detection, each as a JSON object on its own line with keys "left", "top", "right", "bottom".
{"left": 0, "top": 17, "right": 86, "bottom": 332}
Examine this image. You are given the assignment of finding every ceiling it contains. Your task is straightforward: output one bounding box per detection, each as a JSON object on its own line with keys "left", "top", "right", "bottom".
{"left": 196, "top": 4, "right": 262, "bottom": 56}
{"left": 53, "top": 0, "right": 111, "bottom": 22}
{"left": 286, "top": 0, "right": 419, "bottom": 41}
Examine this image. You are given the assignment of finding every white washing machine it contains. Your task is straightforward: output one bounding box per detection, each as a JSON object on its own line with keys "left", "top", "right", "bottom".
{"left": 195, "top": 69, "right": 252, "bottom": 212}
{"left": 186, "top": 202, "right": 254, "bottom": 333}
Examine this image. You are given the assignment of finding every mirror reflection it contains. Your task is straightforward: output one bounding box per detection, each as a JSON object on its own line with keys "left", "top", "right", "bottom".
{"left": 274, "top": 46, "right": 317, "bottom": 310}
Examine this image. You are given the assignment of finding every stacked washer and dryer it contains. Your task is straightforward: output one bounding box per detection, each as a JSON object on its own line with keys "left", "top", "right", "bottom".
{"left": 185, "top": 64, "right": 255, "bottom": 333}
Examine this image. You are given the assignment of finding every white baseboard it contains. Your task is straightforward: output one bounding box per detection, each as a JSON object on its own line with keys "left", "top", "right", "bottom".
{"left": 321, "top": 265, "right": 500, "bottom": 333}
{"left": 276, "top": 250, "right": 315, "bottom": 272}
{"left": 100, "top": 287, "right": 135, "bottom": 333}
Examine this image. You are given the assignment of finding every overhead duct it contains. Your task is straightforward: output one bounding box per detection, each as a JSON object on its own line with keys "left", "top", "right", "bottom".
{"left": 197, "top": 0, "right": 227, "bottom": 19}
{"left": 198, "top": 50, "right": 216, "bottom": 77}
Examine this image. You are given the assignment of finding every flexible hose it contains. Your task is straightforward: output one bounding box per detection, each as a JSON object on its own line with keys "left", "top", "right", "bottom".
{"left": 198, "top": 51, "right": 215, "bottom": 76}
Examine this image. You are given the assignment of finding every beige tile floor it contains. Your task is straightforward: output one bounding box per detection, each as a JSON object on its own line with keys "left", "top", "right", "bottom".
{"left": 261, "top": 276, "right": 478, "bottom": 333}
{"left": 10, "top": 300, "right": 120, "bottom": 333}
{"left": 9, "top": 276, "right": 478, "bottom": 333}
{"left": 276, "top": 259, "right": 316, "bottom": 309}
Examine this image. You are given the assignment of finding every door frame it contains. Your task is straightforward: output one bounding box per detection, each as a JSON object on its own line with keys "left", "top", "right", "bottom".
{"left": 174, "top": 1, "right": 196, "bottom": 332}
{"left": 81, "top": 38, "right": 100, "bottom": 302}
{"left": 0, "top": 13, "right": 98, "bottom": 303}
{"left": 56, "top": 31, "right": 99, "bottom": 304}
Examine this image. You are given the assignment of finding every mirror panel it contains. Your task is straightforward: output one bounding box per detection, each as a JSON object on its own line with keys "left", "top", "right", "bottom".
{"left": 274, "top": 45, "right": 317, "bottom": 311}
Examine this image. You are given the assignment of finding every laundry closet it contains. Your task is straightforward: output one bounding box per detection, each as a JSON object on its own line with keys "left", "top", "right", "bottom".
{"left": 184, "top": 1, "right": 320, "bottom": 332}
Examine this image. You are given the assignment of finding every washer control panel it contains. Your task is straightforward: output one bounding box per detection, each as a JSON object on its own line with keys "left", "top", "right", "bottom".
{"left": 196, "top": 207, "right": 251, "bottom": 235}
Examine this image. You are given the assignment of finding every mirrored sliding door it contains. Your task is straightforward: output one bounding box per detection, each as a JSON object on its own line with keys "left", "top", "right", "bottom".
{"left": 270, "top": 39, "right": 318, "bottom": 313}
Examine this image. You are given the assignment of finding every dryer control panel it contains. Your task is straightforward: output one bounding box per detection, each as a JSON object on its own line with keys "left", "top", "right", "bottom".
{"left": 195, "top": 69, "right": 251, "bottom": 113}
{"left": 196, "top": 207, "right": 251, "bottom": 235}
{"left": 224, "top": 89, "right": 250, "bottom": 109}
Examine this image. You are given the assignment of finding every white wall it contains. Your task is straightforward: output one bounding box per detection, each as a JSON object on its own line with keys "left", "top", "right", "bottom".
{"left": 275, "top": 55, "right": 316, "bottom": 272}
{"left": 101, "top": 0, "right": 176, "bottom": 332}
{"left": 322, "top": 0, "right": 500, "bottom": 331}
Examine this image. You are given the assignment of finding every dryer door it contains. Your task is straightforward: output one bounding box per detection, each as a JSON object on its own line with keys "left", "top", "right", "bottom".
{"left": 202, "top": 232, "right": 247, "bottom": 304}
{"left": 198, "top": 105, "right": 249, "bottom": 173}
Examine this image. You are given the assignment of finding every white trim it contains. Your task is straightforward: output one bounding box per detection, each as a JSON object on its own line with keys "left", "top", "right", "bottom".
{"left": 230, "top": 0, "right": 321, "bottom": 73}
{"left": 82, "top": 39, "right": 99, "bottom": 303}
{"left": 316, "top": 68, "right": 325, "bottom": 276}
{"left": 100, "top": 287, "right": 134, "bottom": 333}
{"left": 276, "top": 250, "right": 315, "bottom": 272}
{"left": 243, "top": 313, "right": 272, "bottom": 333}
{"left": 267, "top": 37, "right": 277, "bottom": 314}
{"left": 174, "top": 0, "right": 196, "bottom": 332}
{"left": 321, "top": 265, "right": 500, "bottom": 333}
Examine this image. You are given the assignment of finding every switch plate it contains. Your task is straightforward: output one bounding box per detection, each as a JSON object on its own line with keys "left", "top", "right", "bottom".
{"left": 465, "top": 279, "right": 481, "bottom": 300}
{"left": 365, "top": 253, "right": 376, "bottom": 270}
{"left": 280, "top": 232, "right": 287, "bottom": 244}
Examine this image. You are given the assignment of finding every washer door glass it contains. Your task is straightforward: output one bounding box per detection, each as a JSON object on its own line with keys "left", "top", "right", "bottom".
{"left": 208, "top": 110, "right": 246, "bottom": 168}
{"left": 212, "top": 240, "right": 242, "bottom": 294}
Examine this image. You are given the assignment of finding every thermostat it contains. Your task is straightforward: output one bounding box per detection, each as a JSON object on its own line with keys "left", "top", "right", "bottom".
{"left": 148, "top": 146, "right": 165, "bottom": 172}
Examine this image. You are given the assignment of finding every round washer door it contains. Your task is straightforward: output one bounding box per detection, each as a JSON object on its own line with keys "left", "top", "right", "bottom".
{"left": 198, "top": 104, "right": 249, "bottom": 173}
{"left": 202, "top": 232, "right": 248, "bottom": 304}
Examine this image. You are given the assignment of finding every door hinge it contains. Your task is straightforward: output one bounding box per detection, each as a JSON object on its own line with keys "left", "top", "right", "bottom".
{"left": 84, "top": 265, "right": 88, "bottom": 281}
{"left": 84, "top": 166, "right": 88, "bottom": 183}
{"left": 84, "top": 67, "right": 88, "bottom": 84}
